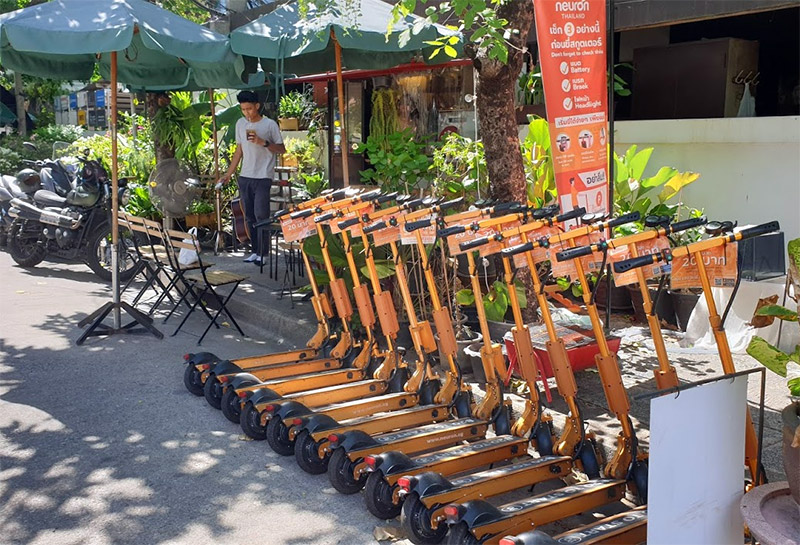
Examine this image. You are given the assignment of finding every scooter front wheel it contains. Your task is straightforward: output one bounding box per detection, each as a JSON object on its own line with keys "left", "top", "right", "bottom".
{"left": 220, "top": 387, "right": 242, "bottom": 423}
{"left": 327, "top": 448, "right": 367, "bottom": 494}
{"left": 203, "top": 375, "right": 224, "bottom": 410}
{"left": 183, "top": 364, "right": 204, "bottom": 396}
{"left": 294, "top": 430, "right": 328, "bottom": 475}
{"left": 266, "top": 416, "right": 295, "bottom": 456}
{"left": 240, "top": 403, "right": 267, "bottom": 440}
{"left": 401, "top": 494, "right": 447, "bottom": 545}
{"left": 365, "top": 471, "right": 402, "bottom": 520}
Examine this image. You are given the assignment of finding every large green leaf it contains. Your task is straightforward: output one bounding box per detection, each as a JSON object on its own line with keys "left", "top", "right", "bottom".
{"left": 360, "top": 259, "right": 395, "bottom": 281}
{"left": 746, "top": 336, "right": 788, "bottom": 377}
{"left": 755, "top": 305, "right": 799, "bottom": 322}
{"left": 658, "top": 171, "right": 701, "bottom": 202}
{"left": 483, "top": 289, "right": 508, "bottom": 322}
{"left": 628, "top": 147, "right": 653, "bottom": 180}
{"left": 624, "top": 145, "right": 638, "bottom": 165}
{"left": 613, "top": 154, "right": 630, "bottom": 185}
{"left": 526, "top": 118, "right": 551, "bottom": 153}
{"left": 456, "top": 288, "right": 475, "bottom": 306}
{"left": 641, "top": 166, "right": 677, "bottom": 189}
{"left": 514, "top": 280, "right": 528, "bottom": 309}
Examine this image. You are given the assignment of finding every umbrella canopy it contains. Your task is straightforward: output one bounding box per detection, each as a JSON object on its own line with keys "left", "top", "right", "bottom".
{"left": 0, "top": 0, "right": 249, "bottom": 88}
{"left": 0, "top": 101, "right": 16, "bottom": 125}
{"left": 230, "top": 0, "right": 460, "bottom": 75}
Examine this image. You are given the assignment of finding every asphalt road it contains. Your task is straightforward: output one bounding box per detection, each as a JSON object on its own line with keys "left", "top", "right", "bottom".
{"left": 0, "top": 252, "right": 384, "bottom": 545}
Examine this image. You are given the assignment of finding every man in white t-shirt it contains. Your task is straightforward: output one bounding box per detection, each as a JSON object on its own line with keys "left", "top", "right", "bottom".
{"left": 217, "top": 91, "right": 286, "bottom": 265}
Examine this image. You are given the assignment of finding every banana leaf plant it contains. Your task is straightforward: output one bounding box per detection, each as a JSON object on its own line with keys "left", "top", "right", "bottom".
{"left": 455, "top": 279, "right": 527, "bottom": 322}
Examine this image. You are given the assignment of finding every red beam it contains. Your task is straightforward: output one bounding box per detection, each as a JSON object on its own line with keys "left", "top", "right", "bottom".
{"left": 285, "top": 59, "right": 472, "bottom": 84}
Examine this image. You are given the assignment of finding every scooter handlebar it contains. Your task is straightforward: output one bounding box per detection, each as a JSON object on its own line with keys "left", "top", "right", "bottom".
{"left": 531, "top": 204, "right": 560, "bottom": 220}
{"left": 501, "top": 241, "right": 534, "bottom": 257}
{"left": 338, "top": 217, "right": 361, "bottom": 230}
{"left": 608, "top": 211, "right": 641, "bottom": 229}
{"left": 555, "top": 206, "right": 586, "bottom": 223}
{"left": 314, "top": 212, "right": 335, "bottom": 223}
{"left": 739, "top": 221, "right": 780, "bottom": 241}
{"left": 363, "top": 220, "right": 387, "bottom": 234}
{"left": 273, "top": 208, "right": 289, "bottom": 219}
{"left": 329, "top": 189, "right": 348, "bottom": 200}
{"left": 403, "top": 198, "right": 425, "bottom": 210}
{"left": 359, "top": 189, "right": 384, "bottom": 202}
{"left": 437, "top": 225, "right": 466, "bottom": 238}
{"left": 613, "top": 253, "right": 659, "bottom": 273}
{"left": 376, "top": 191, "right": 398, "bottom": 204}
{"left": 290, "top": 209, "right": 314, "bottom": 220}
{"left": 493, "top": 201, "right": 524, "bottom": 213}
{"left": 556, "top": 244, "right": 594, "bottom": 262}
{"left": 669, "top": 216, "right": 708, "bottom": 233}
{"left": 437, "top": 197, "right": 463, "bottom": 211}
{"left": 405, "top": 218, "right": 432, "bottom": 232}
{"left": 459, "top": 236, "right": 491, "bottom": 251}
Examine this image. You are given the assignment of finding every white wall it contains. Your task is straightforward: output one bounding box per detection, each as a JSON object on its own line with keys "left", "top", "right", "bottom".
{"left": 614, "top": 117, "right": 800, "bottom": 239}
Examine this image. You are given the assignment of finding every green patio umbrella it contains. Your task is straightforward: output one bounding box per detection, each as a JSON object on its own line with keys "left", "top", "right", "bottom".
{"left": 230, "top": 0, "right": 460, "bottom": 185}
{"left": 0, "top": 0, "right": 252, "bottom": 341}
{"left": 0, "top": 101, "right": 15, "bottom": 125}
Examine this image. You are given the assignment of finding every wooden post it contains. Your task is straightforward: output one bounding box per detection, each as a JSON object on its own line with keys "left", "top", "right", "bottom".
{"left": 332, "top": 30, "right": 350, "bottom": 187}
{"left": 110, "top": 51, "right": 121, "bottom": 328}
{"left": 210, "top": 88, "right": 223, "bottom": 254}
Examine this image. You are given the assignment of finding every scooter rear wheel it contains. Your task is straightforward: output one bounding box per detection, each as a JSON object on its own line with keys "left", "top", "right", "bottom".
{"left": 400, "top": 494, "right": 447, "bottom": 545}
{"left": 294, "top": 430, "right": 328, "bottom": 475}
{"left": 266, "top": 416, "right": 295, "bottom": 456}
{"left": 203, "top": 375, "right": 223, "bottom": 410}
{"left": 183, "top": 364, "right": 204, "bottom": 396}
{"left": 220, "top": 387, "right": 242, "bottom": 424}
{"left": 445, "top": 522, "right": 479, "bottom": 545}
{"left": 327, "top": 447, "right": 367, "bottom": 494}
{"left": 364, "top": 472, "right": 402, "bottom": 519}
{"left": 240, "top": 403, "right": 267, "bottom": 440}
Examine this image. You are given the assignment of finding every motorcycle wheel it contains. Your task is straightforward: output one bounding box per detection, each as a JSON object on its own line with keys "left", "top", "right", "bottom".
{"left": 85, "top": 224, "right": 138, "bottom": 283}
{"left": 8, "top": 222, "right": 46, "bottom": 267}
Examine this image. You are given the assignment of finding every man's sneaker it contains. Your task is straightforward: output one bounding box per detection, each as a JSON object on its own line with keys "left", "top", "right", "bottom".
{"left": 253, "top": 256, "right": 266, "bottom": 266}
{"left": 243, "top": 253, "right": 259, "bottom": 263}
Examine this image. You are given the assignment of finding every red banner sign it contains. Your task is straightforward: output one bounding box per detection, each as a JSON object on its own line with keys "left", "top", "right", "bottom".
{"left": 533, "top": 0, "right": 609, "bottom": 215}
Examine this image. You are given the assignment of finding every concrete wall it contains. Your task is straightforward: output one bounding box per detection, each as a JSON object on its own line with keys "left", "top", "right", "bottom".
{"left": 614, "top": 116, "right": 800, "bottom": 239}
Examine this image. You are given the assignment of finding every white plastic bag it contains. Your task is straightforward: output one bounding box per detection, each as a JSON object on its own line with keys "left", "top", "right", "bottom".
{"left": 178, "top": 227, "right": 199, "bottom": 266}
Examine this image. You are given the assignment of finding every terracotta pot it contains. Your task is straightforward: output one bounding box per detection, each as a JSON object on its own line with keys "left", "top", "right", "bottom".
{"left": 278, "top": 117, "right": 299, "bottom": 130}
{"left": 782, "top": 402, "right": 800, "bottom": 505}
{"left": 594, "top": 276, "right": 633, "bottom": 311}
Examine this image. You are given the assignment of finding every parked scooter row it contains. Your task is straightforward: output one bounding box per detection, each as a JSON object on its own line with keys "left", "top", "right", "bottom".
{"left": 180, "top": 188, "right": 778, "bottom": 544}
{"left": 0, "top": 145, "right": 138, "bottom": 281}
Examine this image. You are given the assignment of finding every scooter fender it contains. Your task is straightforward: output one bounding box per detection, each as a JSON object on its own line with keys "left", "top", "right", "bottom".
{"left": 272, "top": 400, "right": 314, "bottom": 421}
{"left": 247, "top": 386, "right": 281, "bottom": 406}
{"left": 210, "top": 359, "right": 244, "bottom": 377}
{"left": 374, "top": 451, "right": 416, "bottom": 477}
{"left": 332, "top": 429, "right": 379, "bottom": 453}
{"left": 502, "top": 531, "right": 559, "bottom": 545}
{"left": 227, "top": 373, "right": 261, "bottom": 390}
{"left": 300, "top": 413, "right": 341, "bottom": 435}
{"left": 452, "top": 499, "right": 503, "bottom": 529}
{"left": 187, "top": 352, "right": 221, "bottom": 368}
{"left": 408, "top": 471, "right": 455, "bottom": 499}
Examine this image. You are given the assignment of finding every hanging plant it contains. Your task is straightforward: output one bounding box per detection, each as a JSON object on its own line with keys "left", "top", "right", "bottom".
{"left": 369, "top": 88, "right": 399, "bottom": 152}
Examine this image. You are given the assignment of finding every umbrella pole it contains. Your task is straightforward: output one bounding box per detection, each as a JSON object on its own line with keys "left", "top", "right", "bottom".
{"left": 332, "top": 31, "right": 350, "bottom": 187}
{"left": 76, "top": 52, "right": 163, "bottom": 344}
{"left": 210, "top": 88, "right": 222, "bottom": 254}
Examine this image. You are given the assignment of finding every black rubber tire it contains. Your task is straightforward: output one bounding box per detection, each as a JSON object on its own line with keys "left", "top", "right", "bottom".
{"left": 266, "top": 416, "right": 295, "bottom": 456}
{"left": 220, "top": 387, "right": 243, "bottom": 424}
{"left": 85, "top": 224, "right": 138, "bottom": 283}
{"left": 401, "top": 494, "right": 447, "bottom": 544}
{"left": 203, "top": 375, "right": 223, "bottom": 410}
{"left": 183, "top": 364, "right": 204, "bottom": 396}
{"left": 445, "top": 522, "right": 479, "bottom": 545}
{"left": 365, "top": 471, "right": 402, "bottom": 520}
{"left": 534, "top": 421, "right": 554, "bottom": 456}
{"left": 327, "top": 447, "right": 367, "bottom": 494}
{"left": 240, "top": 403, "right": 267, "bottom": 440}
{"left": 294, "top": 430, "right": 329, "bottom": 475}
{"left": 8, "top": 222, "right": 46, "bottom": 268}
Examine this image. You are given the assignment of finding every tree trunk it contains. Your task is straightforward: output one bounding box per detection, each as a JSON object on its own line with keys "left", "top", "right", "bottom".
{"left": 470, "top": 0, "right": 538, "bottom": 321}
{"left": 14, "top": 72, "right": 26, "bottom": 136}
{"left": 146, "top": 92, "right": 175, "bottom": 163}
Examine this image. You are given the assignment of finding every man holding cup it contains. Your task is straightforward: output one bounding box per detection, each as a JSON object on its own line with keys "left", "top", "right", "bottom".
{"left": 217, "top": 90, "right": 286, "bottom": 265}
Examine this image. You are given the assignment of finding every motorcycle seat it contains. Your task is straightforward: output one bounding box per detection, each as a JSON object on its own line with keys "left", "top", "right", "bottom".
{"left": 2, "top": 175, "right": 29, "bottom": 200}
{"left": 34, "top": 189, "right": 67, "bottom": 207}
{"left": 0, "top": 185, "right": 12, "bottom": 202}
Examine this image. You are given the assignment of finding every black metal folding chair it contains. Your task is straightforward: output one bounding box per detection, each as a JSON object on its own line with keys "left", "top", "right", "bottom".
{"left": 118, "top": 211, "right": 175, "bottom": 310}
{"left": 163, "top": 228, "right": 247, "bottom": 344}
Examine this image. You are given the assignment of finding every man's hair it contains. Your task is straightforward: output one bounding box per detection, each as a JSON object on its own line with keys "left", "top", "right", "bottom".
{"left": 237, "top": 90, "right": 260, "bottom": 104}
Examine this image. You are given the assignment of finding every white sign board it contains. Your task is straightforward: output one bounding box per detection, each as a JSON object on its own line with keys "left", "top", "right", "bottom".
{"left": 648, "top": 375, "right": 748, "bottom": 545}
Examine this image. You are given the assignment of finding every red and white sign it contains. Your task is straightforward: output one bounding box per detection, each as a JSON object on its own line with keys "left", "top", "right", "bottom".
{"left": 533, "top": 0, "right": 609, "bottom": 215}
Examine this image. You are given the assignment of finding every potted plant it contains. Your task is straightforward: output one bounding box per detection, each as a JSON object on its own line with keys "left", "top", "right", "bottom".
{"left": 455, "top": 279, "right": 527, "bottom": 342}
{"left": 746, "top": 238, "right": 800, "bottom": 504}
{"left": 515, "top": 65, "right": 547, "bottom": 124}
{"left": 185, "top": 198, "right": 216, "bottom": 228}
{"left": 356, "top": 129, "right": 432, "bottom": 193}
{"left": 430, "top": 132, "right": 489, "bottom": 205}
{"left": 278, "top": 90, "right": 316, "bottom": 131}
{"left": 613, "top": 145, "right": 704, "bottom": 324}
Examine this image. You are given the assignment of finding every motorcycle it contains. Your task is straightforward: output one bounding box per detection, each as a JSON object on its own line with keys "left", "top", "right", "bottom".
{"left": 6, "top": 152, "right": 138, "bottom": 282}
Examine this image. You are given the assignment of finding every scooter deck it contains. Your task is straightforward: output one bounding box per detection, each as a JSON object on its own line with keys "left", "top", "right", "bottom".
{"left": 226, "top": 348, "right": 320, "bottom": 369}
{"left": 419, "top": 455, "right": 573, "bottom": 511}
{"left": 314, "top": 405, "right": 451, "bottom": 442}
{"left": 232, "top": 367, "right": 365, "bottom": 396}
{"left": 292, "top": 391, "right": 421, "bottom": 426}
{"left": 551, "top": 506, "right": 646, "bottom": 544}
{"left": 222, "top": 358, "right": 342, "bottom": 382}
{"left": 254, "top": 379, "right": 389, "bottom": 411}
{"left": 467, "top": 479, "right": 627, "bottom": 542}
{"left": 384, "top": 435, "right": 530, "bottom": 487}
{"left": 347, "top": 417, "right": 489, "bottom": 460}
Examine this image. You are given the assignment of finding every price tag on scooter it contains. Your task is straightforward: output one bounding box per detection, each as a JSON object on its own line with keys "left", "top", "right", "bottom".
{"left": 281, "top": 214, "right": 316, "bottom": 242}
{"left": 477, "top": 220, "right": 521, "bottom": 258}
{"left": 401, "top": 215, "right": 436, "bottom": 245}
{"left": 370, "top": 221, "right": 400, "bottom": 247}
{"left": 608, "top": 237, "right": 671, "bottom": 287}
{"left": 670, "top": 243, "right": 738, "bottom": 289}
{"left": 444, "top": 218, "right": 481, "bottom": 257}
{"left": 331, "top": 204, "right": 374, "bottom": 236}
{"left": 507, "top": 226, "right": 560, "bottom": 269}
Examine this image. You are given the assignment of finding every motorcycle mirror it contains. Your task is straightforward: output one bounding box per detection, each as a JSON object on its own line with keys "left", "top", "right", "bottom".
{"left": 23, "top": 141, "right": 38, "bottom": 152}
